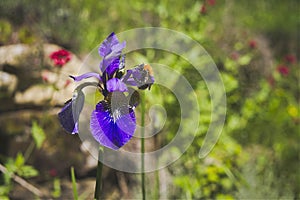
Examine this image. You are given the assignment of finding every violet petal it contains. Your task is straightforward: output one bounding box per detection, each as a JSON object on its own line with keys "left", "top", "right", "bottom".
{"left": 98, "top": 32, "right": 119, "bottom": 57}
{"left": 106, "top": 78, "right": 128, "bottom": 92}
{"left": 70, "top": 72, "right": 102, "bottom": 82}
{"left": 90, "top": 100, "right": 136, "bottom": 150}
{"left": 58, "top": 90, "right": 85, "bottom": 134}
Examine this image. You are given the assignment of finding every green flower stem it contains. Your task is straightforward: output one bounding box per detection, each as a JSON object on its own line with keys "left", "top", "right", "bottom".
{"left": 94, "top": 147, "right": 104, "bottom": 200}
{"left": 155, "top": 170, "right": 159, "bottom": 199}
{"left": 70, "top": 166, "right": 78, "bottom": 200}
{"left": 154, "top": 133, "right": 160, "bottom": 199}
{"left": 141, "top": 91, "right": 146, "bottom": 200}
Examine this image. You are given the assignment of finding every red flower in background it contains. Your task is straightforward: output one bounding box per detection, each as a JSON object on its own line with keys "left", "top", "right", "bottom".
{"left": 41, "top": 72, "right": 49, "bottom": 82}
{"left": 248, "top": 40, "right": 257, "bottom": 49}
{"left": 200, "top": 4, "right": 207, "bottom": 14}
{"left": 277, "top": 65, "right": 289, "bottom": 76}
{"left": 285, "top": 54, "right": 297, "bottom": 64}
{"left": 200, "top": 0, "right": 216, "bottom": 15}
{"left": 64, "top": 79, "right": 72, "bottom": 88}
{"left": 230, "top": 52, "right": 239, "bottom": 60}
{"left": 207, "top": 0, "right": 216, "bottom": 6}
{"left": 267, "top": 76, "right": 275, "bottom": 87}
{"left": 50, "top": 49, "right": 71, "bottom": 67}
{"left": 49, "top": 169, "right": 58, "bottom": 177}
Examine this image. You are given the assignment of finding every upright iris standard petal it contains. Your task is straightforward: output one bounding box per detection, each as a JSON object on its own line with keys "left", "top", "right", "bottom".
{"left": 99, "top": 44, "right": 125, "bottom": 73}
{"left": 90, "top": 99, "right": 136, "bottom": 150}
{"left": 58, "top": 90, "right": 85, "bottom": 134}
{"left": 98, "top": 32, "right": 119, "bottom": 57}
{"left": 106, "top": 58, "right": 120, "bottom": 78}
{"left": 99, "top": 33, "right": 126, "bottom": 73}
{"left": 107, "top": 41, "right": 126, "bottom": 60}
{"left": 105, "top": 55, "right": 126, "bottom": 78}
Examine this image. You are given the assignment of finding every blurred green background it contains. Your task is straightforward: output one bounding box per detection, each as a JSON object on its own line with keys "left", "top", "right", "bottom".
{"left": 0, "top": 0, "right": 299, "bottom": 199}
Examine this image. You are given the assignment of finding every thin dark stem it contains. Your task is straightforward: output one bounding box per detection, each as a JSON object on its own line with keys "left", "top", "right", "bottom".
{"left": 141, "top": 91, "right": 146, "bottom": 200}
{"left": 24, "top": 141, "right": 35, "bottom": 162}
{"left": 154, "top": 135, "right": 160, "bottom": 199}
{"left": 94, "top": 148, "right": 103, "bottom": 200}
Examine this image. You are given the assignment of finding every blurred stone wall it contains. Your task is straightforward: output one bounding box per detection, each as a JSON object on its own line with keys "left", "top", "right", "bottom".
{"left": 0, "top": 44, "right": 91, "bottom": 176}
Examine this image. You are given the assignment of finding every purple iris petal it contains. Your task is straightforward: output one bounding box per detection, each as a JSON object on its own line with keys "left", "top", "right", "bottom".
{"left": 107, "top": 41, "right": 126, "bottom": 59}
{"left": 99, "top": 32, "right": 126, "bottom": 73}
{"left": 58, "top": 90, "right": 85, "bottom": 134}
{"left": 106, "top": 58, "right": 120, "bottom": 77}
{"left": 73, "top": 122, "right": 79, "bottom": 133}
{"left": 103, "top": 55, "right": 126, "bottom": 78}
{"left": 90, "top": 99, "right": 136, "bottom": 150}
{"left": 58, "top": 101, "right": 76, "bottom": 133}
{"left": 107, "top": 78, "right": 128, "bottom": 92}
{"left": 70, "top": 72, "right": 102, "bottom": 82}
{"left": 98, "top": 32, "right": 120, "bottom": 57}
{"left": 99, "top": 45, "right": 125, "bottom": 72}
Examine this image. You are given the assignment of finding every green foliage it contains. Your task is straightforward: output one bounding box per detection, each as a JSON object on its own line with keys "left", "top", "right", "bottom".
{"left": 31, "top": 121, "right": 46, "bottom": 149}
{"left": 0, "top": 19, "right": 12, "bottom": 45}
{"left": 70, "top": 166, "right": 78, "bottom": 200}
{"left": 0, "top": 120, "right": 43, "bottom": 197}
{"left": 232, "top": 0, "right": 298, "bottom": 35}
{"left": 5, "top": 153, "right": 39, "bottom": 179}
{"left": 169, "top": 133, "right": 243, "bottom": 199}
{"left": 233, "top": 68, "right": 299, "bottom": 198}
{"left": 51, "top": 178, "right": 61, "bottom": 198}
{"left": 0, "top": 152, "right": 39, "bottom": 198}
{"left": 0, "top": 184, "right": 10, "bottom": 198}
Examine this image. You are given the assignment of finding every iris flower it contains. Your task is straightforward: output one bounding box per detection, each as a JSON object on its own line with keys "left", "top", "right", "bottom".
{"left": 58, "top": 33, "right": 154, "bottom": 150}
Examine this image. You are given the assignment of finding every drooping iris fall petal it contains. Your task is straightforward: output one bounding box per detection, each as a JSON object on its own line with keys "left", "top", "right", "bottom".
{"left": 58, "top": 90, "right": 85, "bottom": 134}
{"left": 90, "top": 99, "right": 136, "bottom": 150}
